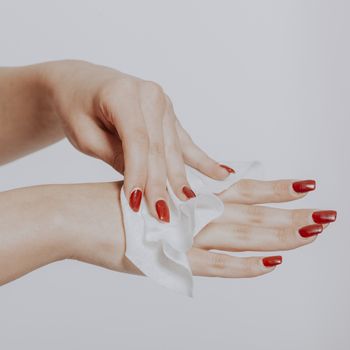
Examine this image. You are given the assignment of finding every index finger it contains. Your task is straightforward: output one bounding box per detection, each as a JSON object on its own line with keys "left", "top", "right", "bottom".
{"left": 102, "top": 81, "right": 149, "bottom": 212}
{"left": 218, "top": 179, "right": 316, "bottom": 204}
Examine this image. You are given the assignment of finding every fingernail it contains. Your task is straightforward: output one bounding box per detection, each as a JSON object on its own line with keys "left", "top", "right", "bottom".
{"left": 292, "top": 180, "right": 316, "bottom": 193}
{"left": 155, "top": 199, "right": 170, "bottom": 223}
{"left": 219, "top": 164, "right": 235, "bottom": 174}
{"left": 129, "top": 189, "right": 142, "bottom": 212}
{"left": 298, "top": 224, "right": 323, "bottom": 238}
{"left": 262, "top": 255, "right": 283, "bottom": 267}
{"left": 182, "top": 186, "right": 196, "bottom": 199}
{"left": 312, "top": 210, "right": 337, "bottom": 224}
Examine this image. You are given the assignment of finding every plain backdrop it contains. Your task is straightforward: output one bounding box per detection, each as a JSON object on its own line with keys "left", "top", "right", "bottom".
{"left": 0, "top": 0, "right": 349, "bottom": 349}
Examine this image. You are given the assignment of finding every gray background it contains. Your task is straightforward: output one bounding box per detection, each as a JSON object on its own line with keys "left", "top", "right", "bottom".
{"left": 0, "top": 0, "right": 349, "bottom": 349}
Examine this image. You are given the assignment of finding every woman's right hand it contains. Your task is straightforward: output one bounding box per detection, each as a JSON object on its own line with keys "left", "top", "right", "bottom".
{"left": 59, "top": 178, "right": 336, "bottom": 279}
{"left": 38, "top": 60, "right": 233, "bottom": 224}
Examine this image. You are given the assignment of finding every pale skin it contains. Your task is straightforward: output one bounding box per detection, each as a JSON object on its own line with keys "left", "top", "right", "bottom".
{"left": 0, "top": 179, "right": 332, "bottom": 286}
{"left": 0, "top": 60, "right": 233, "bottom": 222}
{"left": 0, "top": 60, "right": 336, "bottom": 286}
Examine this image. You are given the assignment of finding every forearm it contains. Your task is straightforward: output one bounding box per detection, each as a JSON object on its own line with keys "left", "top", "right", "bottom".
{"left": 0, "top": 184, "right": 68, "bottom": 284}
{"left": 0, "top": 65, "right": 64, "bottom": 165}
{"left": 0, "top": 181, "right": 135, "bottom": 286}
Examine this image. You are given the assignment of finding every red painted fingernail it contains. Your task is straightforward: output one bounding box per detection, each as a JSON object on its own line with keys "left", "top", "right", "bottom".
{"left": 262, "top": 255, "right": 282, "bottom": 267}
{"left": 129, "top": 189, "right": 142, "bottom": 212}
{"left": 299, "top": 224, "right": 323, "bottom": 238}
{"left": 182, "top": 186, "right": 196, "bottom": 199}
{"left": 219, "top": 164, "right": 235, "bottom": 174}
{"left": 155, "top": 199, "right": 170, "bottom": 223}
{"left": 312, "top": 210, "right": 337, "bottom": 224}
{"left": 292, "top": 180, "right": 316, "bottom": 193}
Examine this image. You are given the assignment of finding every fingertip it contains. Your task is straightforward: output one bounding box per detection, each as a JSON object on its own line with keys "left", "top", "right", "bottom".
{"left": 262, "top": 255, "right": 283, "bottom": 268}
{"left": 128, "top": 187, "right": 143, "bottom": 212}
{"left": 219, "top": 164, "right": 236, "bottom": 174}
{"left": 205, "top": 163, "right": 232, "bottom": 180}
{"left": 173, "top": 185, "right": 197, "bottom": 202}
{"left": 155, "top": 199, "right": 170, "bottom": 223}
{"left": 292, "top": 179, "right": 316, "bottom": 194}
{"left": 182, "top": 185, "right": 196, "bottom": 200}
{"left": 212, "top": 163, "right": 236, "bottom": 180}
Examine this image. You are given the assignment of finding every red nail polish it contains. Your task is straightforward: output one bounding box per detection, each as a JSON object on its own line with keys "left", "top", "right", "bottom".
{"left": 312, "top": 210, "right": 337, "bottom": 224}
{"left": 292, "top": 180, "right": 316, "bottom": 193}
{"left": 262, "top": 255, "right": 282, "bottom": 267}
{"left": 182, "top": 186, "right": 196, "bottom": 199}
{"left": 129, "top": 189, "right": 142, "bottom": 212}
{"left": 299, "top": 224, "right": 323, "bottom": 238}
{"left": 219, "top": 164, "right": 235, "bottom": 174}
{"left": 155, "top": 199, "right": 170, "bottom": 223}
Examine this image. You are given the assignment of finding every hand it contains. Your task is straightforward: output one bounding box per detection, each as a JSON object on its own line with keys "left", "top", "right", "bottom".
{"left": 60, "top": 178, "right": 336, "bottom": 279}
{"left": 189, "top": 178, "right": 337, "bottom": 277}
{"left": 0, "top": 178, "right": 336, "bottom": 285}
{"left": 39, "top": 60, "right": 234, "bottom": 223}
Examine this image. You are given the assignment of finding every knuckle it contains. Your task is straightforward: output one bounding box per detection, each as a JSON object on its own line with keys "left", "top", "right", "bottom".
{"left": 276, "top": 227, "right": 291, "bottom": 245}
{"left": 236, "top": 180, "right": 255, "bottom": 200}
{"left": 146, "top": 178, "right": 167, "bottom": 194}
{"left": 117, "top": 77, "right": 138, "bottom": 94}
{"left": 210, "top": 253, "right": 229, "bottom": 271}
{"left": 141, "top": 81, "right": 164, "bottom": 101}
{"left": 246, "top": 258, "right": 261, "bottom": 276}
{"left": 165, "top": 141, "right": 178, "bottom": 155}
{"left": 188, "top": 150, "right": 208, "bottom": 169}
{"left": 167, "top": 169, "right": 187, "bottom": 191}
{"left": 233, "top": 224, "right": 251, "bottom": 242}
{"left": 167, "top": 165, "right": 185, "bottom": 180}
{"left": 149, "top": 141, "right": 164, "bottom": 157}
{"left": 291, "top": 209, "right": 310, "bottom": 225}
{"left": 246, "top": 205, "right": 263, "bottom": 225}
{"left": 97, "top": 82, "right": 114, "bottom": 103}
{"left": 271, "top": 181, "right": 289, "bottom": 200}
{"left": 172, "top": 173, "right": 187, "bottom": 186}
{"left": 132, "top": 128, "right": 150, "bottom": 147}
{"left": 235, "top": 257, "right": 260, "bottom": 277}
{"left": 99, "top": 78, "right": 137, "bottom": 102}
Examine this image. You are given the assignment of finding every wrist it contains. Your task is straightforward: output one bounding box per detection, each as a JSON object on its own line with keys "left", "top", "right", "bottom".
{"left": 31, "top": 184, "right": 74, "bottom": 263}
{"left": 17, "top": 63, "right": 57, "bottom": 119}
{"left": 51, "top": 182, "right": 129, "bottom": 272}
{"left": 34, "top": 59, "right": 98, "bottom": 118}
{"left": 33, "top": 60, "right": 66, "bottom": 113}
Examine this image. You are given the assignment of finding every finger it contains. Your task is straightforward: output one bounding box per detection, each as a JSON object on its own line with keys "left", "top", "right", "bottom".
{"left": 175, "top": 119, "right": 234, "bottom": 180}
{"left": 139, "top": 81, "right": 170, "bottom": 223}
{"left": 194, "top": 222, "right": 329, "bottom": 252}
{"left": 163, "top": 97, "right": 196, "bottom": 201}
{"left": 187, "top": 248, "right": 281, "bottom": 278}
{"left": 102, "top": 81, "right": 149, "bottom": 213}
{"left": 214, "top": 204, "right": 321, "bottom": 228}
{"left": 218, "top": 179, "right": 316, "bottom": 205}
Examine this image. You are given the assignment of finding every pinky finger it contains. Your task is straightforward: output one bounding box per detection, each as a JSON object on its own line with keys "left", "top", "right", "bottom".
{"left": 187, "top": 248, "right": 282, "bottom": 278}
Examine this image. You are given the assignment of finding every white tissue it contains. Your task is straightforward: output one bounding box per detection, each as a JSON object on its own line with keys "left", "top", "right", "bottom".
{"left": 120, "top": 161, "right": 263, "bottom": 296}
